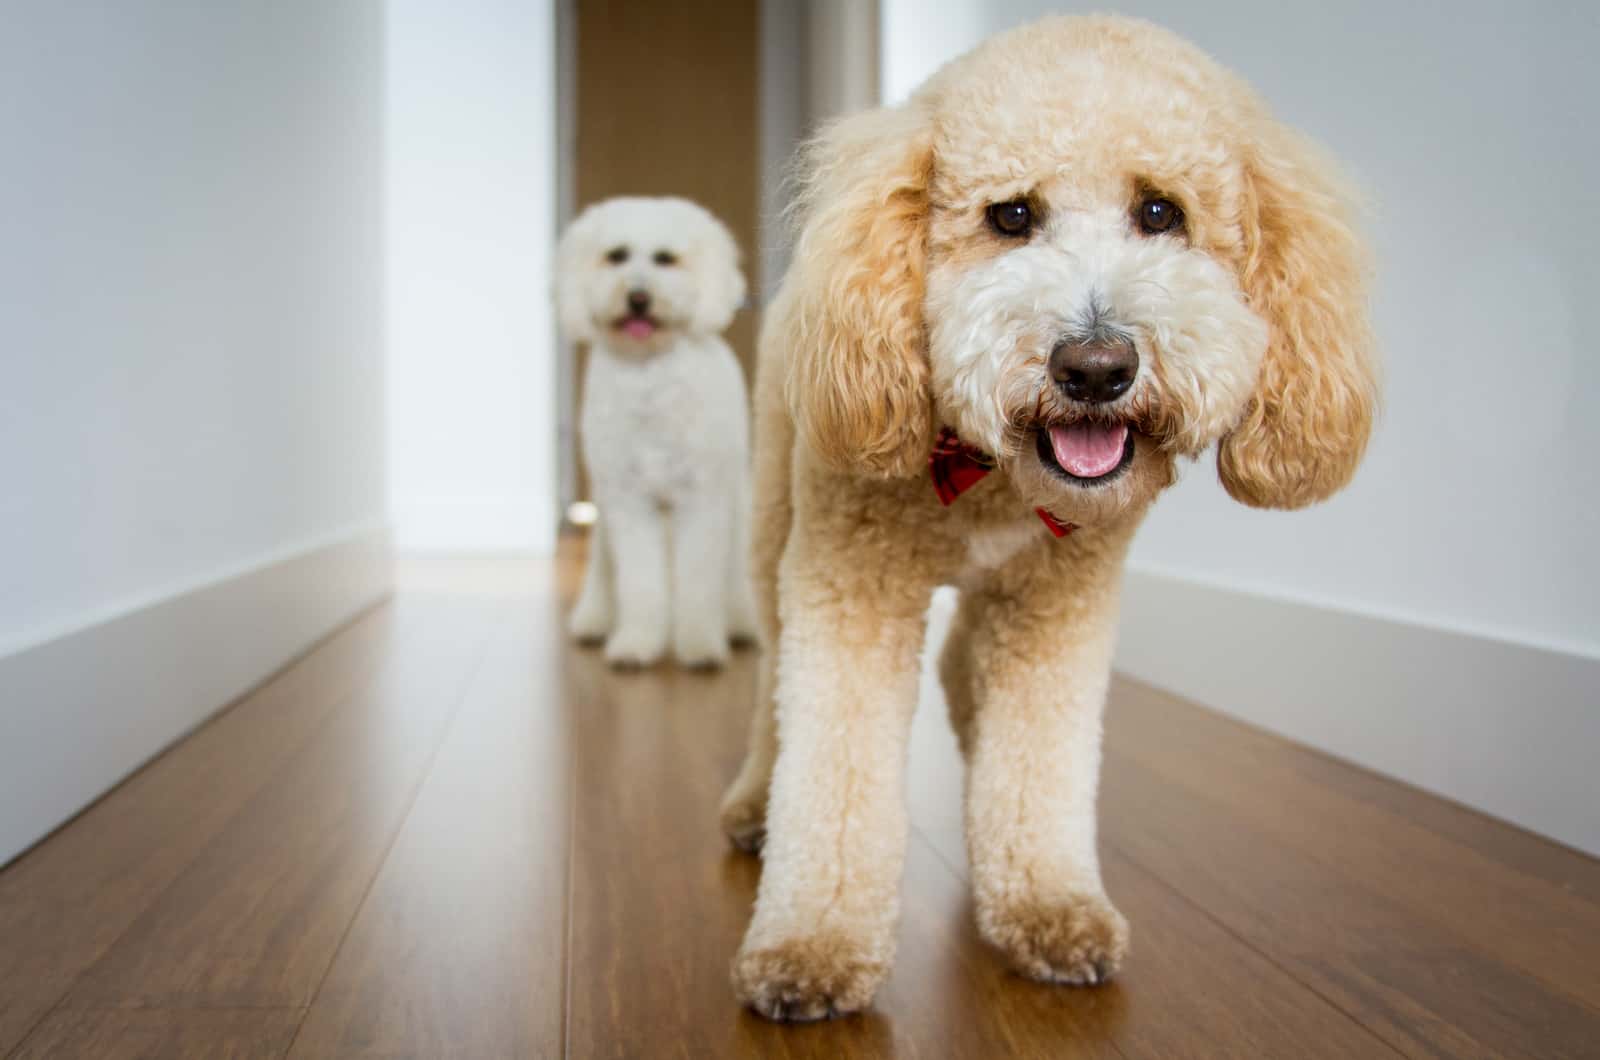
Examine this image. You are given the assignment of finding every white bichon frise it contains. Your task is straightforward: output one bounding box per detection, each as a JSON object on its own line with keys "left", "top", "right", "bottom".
{"left": 557, "top": 196, "right": 758, "bottom": 668}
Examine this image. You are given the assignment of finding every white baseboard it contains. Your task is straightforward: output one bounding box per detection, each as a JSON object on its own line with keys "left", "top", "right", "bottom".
{"left": 0, "top": 526, "right": 394, "bottom": 866}
{"left": 1114, "top": 568, "right": 1599, "bottom": 857}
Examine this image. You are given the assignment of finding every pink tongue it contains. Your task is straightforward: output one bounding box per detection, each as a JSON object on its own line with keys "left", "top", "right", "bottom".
{"left": 1049, "top": 422, "right": 1129, "bottom": 478}
{"left": 622, "top": 318, "right": 656, "bottom": 339}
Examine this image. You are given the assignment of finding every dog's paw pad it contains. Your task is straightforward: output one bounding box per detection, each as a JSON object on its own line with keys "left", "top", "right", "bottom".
{"left": 981, "top": 892, "right": 1129, "bottom": 985}
{"left": 733, "top": 934, "right": 887, "bottom": 1022}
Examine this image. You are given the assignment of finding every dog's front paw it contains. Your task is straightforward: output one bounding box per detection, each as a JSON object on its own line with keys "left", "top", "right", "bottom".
{"left": 567, "top": 605, "right": 610, "bottom": 646}
{"left": 733, "top": 933, "right": 888, "bottom": 1022}
{"left": 979, "top": 892, "right": 1130, "bottom": 985}
{"left": 673, "top": 624, "right": 730, "bottom": 670}
{"left": 604, "top": 626, "right": 666, "bottom": 669}
{"left": 727, "top": 596, "right": 760, "bottom": 648}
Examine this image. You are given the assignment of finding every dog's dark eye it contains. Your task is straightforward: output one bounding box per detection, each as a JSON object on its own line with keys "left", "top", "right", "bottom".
{"left": 652, "top": 250, "right": 678, "bottom": 266}
{"left": 605, "top": 246, "right": 629, "bottom": 265}
{"left": 986, "top": 200, "right": 1034, "bottom": 238}
{"left": 1136, "top": 197, "right": 1184, "bottom": 236}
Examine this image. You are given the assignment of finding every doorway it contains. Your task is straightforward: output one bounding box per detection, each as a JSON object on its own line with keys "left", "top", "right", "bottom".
{"left": 559, "top": 0, "right": 761, "bottom": 507}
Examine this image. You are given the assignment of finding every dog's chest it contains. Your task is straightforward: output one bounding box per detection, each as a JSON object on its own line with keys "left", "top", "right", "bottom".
{"left": 962, "top": 517, "right": 1047, "bottom": 572}
{"left": 919, "top": 467, "right": 1053, "bottom": 575}
{"left": 605, "top": 370, "right": 696, "bottom": 489}
{"left": 582, "top": 342, "right": 739, "bottom": 499}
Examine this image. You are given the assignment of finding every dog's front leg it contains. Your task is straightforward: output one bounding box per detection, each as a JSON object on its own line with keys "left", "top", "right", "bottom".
{"left": 597, "top": 494, "right": 670, "bottom": 667}
{"left": 732, "top": 531, "right": 929, "bottom": 1021}
{"left": 962, "top": 575, "right": 1130, "bottom": 985}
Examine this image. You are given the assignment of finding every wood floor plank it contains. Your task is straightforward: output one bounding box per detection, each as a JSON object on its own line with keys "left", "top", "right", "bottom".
{"left": 288, "top": 566, "right": 569, "bottom": 1059}
{"left": 563, "top": 634, "right": 1131, "bottom": 1058}
{"left": 1119, "top": 675, "right": 1600, "bottom": 907}
{"left": 1107, "top": 679, "right": 1600, "bottom": 1009}
{"left": 0, "top": 604, "right": 394, "bottom": 1054}
{"left": 876, "top": 839, "right": 1127, "bottom": 1060}
{"left": 7, "top": 551, "right": 1596, "bottom": 1057}
{"left": 54, "top": 595, "right": 497, "bottom": 1011}
{"left": 905, "top": 680, "right": 1399, "bottom": 1060}
{"left": 1283, "top": 744, "right": 1600, "bottom": 907}
{"left": 9, "top": 1008, "right": 301, "bottom": 1060}
{"left": 0, "top": 1003, "right": 49, "bottom": 1060}
{"left": 1100, "top": 748, "right": 1600, "bottom": 1058}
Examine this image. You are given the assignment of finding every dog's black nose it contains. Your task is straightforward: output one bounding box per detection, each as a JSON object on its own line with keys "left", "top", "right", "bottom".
{"left": 626, "top": 289, "right": 651, "bottom": 315}
{"left": 1049, "top": 338, "right": 1138, "bottom": 403}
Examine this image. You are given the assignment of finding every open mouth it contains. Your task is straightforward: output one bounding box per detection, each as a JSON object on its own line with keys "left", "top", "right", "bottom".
{"left": 613, "top": 313, "right": 659, "bottom": 340}
{"left": 1035, "top": 420, "right": 1136, "bottom": 485}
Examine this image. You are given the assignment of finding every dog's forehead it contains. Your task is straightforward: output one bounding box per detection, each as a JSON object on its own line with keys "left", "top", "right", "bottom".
{"left": 925, "top": 20, "right": 1241, "bottom": 204}
{"left": 587, "top": 198, "right": 710, "bottom": 249}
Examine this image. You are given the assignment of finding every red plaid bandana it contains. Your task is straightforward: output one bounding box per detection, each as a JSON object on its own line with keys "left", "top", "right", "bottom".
{"left": 928, "top": 427, "right": 1076, "bottom": 538}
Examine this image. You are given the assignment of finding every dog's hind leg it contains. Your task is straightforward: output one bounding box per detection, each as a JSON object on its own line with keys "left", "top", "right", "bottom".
{"left": 720, "top": 353, "right": 792, "bottom": 851}
{"left": 719, "top": 647, "right": 777, "bottom": 853}
{"left": 670, "top": 491, "right": 733, "bottom": 668}
{"left": 725, "top": 475, "right": 760, "bottom": 646}
{"left": 937, "top": 588, "right": 980, "bottom": 758}
{"left": 718, "top": 479, "right": 784, "bottom": 851}
{"left": 568, "top": 514, "right": 614, "bottom": 644}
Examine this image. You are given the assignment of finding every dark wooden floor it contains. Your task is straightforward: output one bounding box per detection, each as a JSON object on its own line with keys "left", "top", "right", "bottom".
{"left": 2, "top": 549, "right": 1597, "bottom": 1058}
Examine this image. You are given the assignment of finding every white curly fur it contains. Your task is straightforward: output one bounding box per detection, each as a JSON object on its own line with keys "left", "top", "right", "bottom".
{"left": 928, "top": 205, "right": 1269, "bottom": 461}
{"left": 558, "top": 196, "right": 757, "bottom": 668}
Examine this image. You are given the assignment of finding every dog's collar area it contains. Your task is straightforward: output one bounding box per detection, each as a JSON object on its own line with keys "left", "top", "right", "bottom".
{"left": 929, "top": 427, "right": 1076, "bottom": 538}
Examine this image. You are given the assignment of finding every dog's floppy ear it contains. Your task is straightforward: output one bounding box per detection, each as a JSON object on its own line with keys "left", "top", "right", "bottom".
{"left": 1218, "top": 120, "right": 1378, "bottom": 509}
{"left": 690, "top": 210, "right": 747, "bottom": 335}
{"left": 782, "top": 104, "right": 935, "bottom": 478}
{"left": 555, "top": 206, "right": 598, "bottom": 342}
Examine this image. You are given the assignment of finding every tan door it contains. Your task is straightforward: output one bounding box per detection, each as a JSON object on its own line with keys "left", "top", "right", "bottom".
{"left": 569, "top": 0, "right": 760, "bottom": 502}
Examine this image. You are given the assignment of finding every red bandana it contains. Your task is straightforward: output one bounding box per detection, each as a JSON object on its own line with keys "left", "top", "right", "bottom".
{"left": 928, "top": 427, "right": 1076, "bottom": 538}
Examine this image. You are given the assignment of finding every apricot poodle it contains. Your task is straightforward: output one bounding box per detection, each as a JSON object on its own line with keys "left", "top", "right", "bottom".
{"left": 720, "top": 15, "right": 1378, "bottom": 1020}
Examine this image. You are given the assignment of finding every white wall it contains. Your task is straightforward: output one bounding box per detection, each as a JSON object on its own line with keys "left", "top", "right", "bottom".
{"left": 883, "top": 1, "right": 1599, "bottom": 849}
{"left": 881, "top": 1, "right": 982, "bottom": 112}
{"left": 759, "top": 0, "right": 808, "bottom": 307}
{"left": 387, "top": 0, "right": 559, "bottom": 553}
{"left": 883, "top": 0, "right": 1599, "bottom": 659}
{"left": 0, "top": 0, "right": 387, "bottom": 659}
{"left": 0, "top": 1, "right": 390, "bottom": 863}
{"left": 759, "top": 0, "right": 884, "bottom": 307}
